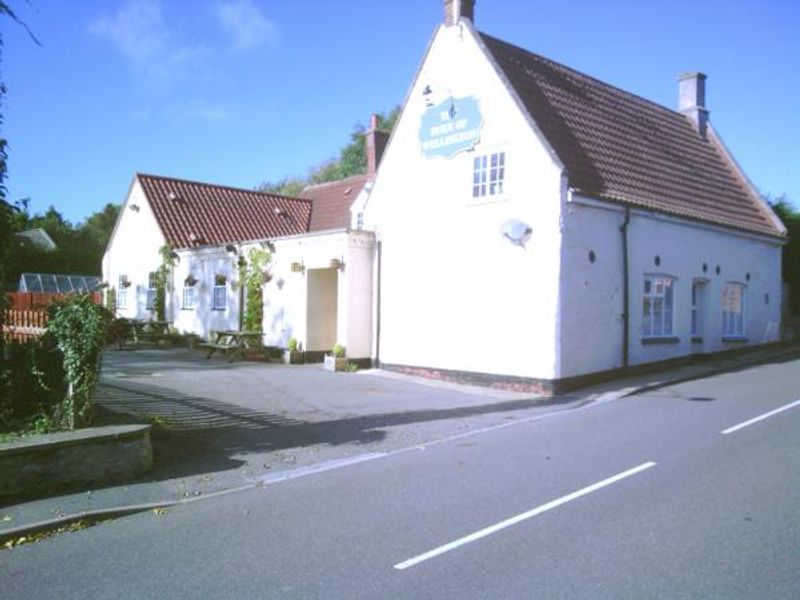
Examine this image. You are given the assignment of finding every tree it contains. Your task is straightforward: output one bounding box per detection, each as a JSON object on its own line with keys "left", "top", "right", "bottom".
{"left": 258, "top": 105, "right": 401, "bottom": 194}
{"left": 770, "top": 196, "right": 800, "bottom": 315}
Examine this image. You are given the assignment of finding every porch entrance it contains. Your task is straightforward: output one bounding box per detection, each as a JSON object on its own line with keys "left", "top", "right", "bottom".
{"left": 306, "top": 268, "right": 338, "bottom": 352}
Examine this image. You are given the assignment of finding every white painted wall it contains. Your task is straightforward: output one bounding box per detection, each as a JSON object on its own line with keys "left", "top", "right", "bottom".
{"left": 364, "top": 23, "right": 564, "bottom": 379}
{"left": 559, "top": 196, "right": 783, "bottom": 377}
{"left": 172, "top": 246, "right": 243, "bottom": 339}
{"left": 102, "top": 178, "right": 168, "bottom": 320}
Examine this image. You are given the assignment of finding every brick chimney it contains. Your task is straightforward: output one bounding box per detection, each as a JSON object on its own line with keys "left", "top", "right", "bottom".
{"left": 678, "top": 72, "right": 709, "bottom": 138}
{"left": 365, "top": 114, "right": 389, "bottom": 178}
{"left": 444, "top": 0, "right": 475, "bottom": 26}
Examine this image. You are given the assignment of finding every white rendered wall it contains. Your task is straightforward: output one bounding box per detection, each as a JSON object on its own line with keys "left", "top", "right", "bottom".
{"left": 559, "top": 196, "right": 783, "bottom": 377}
{"left": 364, "top": 24, "right": 564, "bottom": 379}
{"left": 172, "top": 246, "right": 243, "bottom": 339}
{"left": 102, "top": 179, "right": 168, "bottom": 320}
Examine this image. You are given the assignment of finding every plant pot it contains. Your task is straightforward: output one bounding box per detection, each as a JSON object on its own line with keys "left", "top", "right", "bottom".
{"left": 283, "top": 350, "right": 305, "bottom": 365}
{"left": 324, "top": 355, "right": 347, "bottom": 372}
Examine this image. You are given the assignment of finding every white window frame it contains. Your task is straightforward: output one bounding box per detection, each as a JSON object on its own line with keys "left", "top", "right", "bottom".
{"left": 212, "top": 285, "right": 227, "bottom": 310}
{"left": 472, "top": 151, "right": 506, "bottom": 199}
{"left": 642, "top": 275, "right": 676, "bottom": 338}
{"left": 182, "top": 286, "right": 196, "bottom": 310}
{"left": 721, "top": 283, "right": 746, "bottom": 338}
{"left": 117, "top": 275, "right": 128, "bottom": 309}
{"left": 691, "top": 279, "right": 707, "bottom": 338}
{"left": 146, "top": 272, "right": 157, "bottom": 311}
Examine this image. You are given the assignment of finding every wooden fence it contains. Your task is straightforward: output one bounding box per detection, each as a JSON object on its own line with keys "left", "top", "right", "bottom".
{"left": 5, "top": 291, "right": 102, "bottom": 310}
{"left": 1, "top": 309, "right": 49, "bottom": 343}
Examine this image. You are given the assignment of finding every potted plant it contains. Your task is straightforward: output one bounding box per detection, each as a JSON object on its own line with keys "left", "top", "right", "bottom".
{"left": 283, "top": 337, "right": 304, "bottom": 365}
{"left": 324, "top": 343, "right": 347, "bottom": 372}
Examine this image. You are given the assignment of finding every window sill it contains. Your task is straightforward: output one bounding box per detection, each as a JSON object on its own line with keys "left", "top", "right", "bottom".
{"left": 691, "top": 336, "right": 703, "bottom": 344}
{"left": 211, "top": 308, "right": 226, "bottom": 312}
{"left": 641, "top": 336, "right": 680, "bottom": 345}
{"left": 468, "top": 195, "right": 508, "bottom": 207}
{"left": 181, "top": 308, "right": 195, "bottom": 311}
{"left": 722, "top": 336, "right": 748, "bottom": 343}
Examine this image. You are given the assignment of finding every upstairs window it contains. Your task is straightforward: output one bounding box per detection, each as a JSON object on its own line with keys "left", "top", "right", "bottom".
{"left": 722, "top": 283, "right": 745, "bottom": 338}
{"left": 642, "top": 275, "right": 675, "bottom": 337}
{"left": 472, "top": 151, "right": 505, "bottom": 198}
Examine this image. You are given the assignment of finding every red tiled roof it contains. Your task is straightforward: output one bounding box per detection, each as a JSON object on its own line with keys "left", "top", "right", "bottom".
{"left": 137, "top": 174, "right": 312, "bottom": 249}
{"left": 301, "top": 174, "right": 367, "bottom": 231}
{"left": 480, "top": 33, "right": 783, "bottom": 238}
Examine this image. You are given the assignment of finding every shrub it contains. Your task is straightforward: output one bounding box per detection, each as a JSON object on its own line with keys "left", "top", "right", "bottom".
{"left": 288, "top": 337, "right": 299, "bottom": 352}
{"left": 332, "top": 343, "right": 345, "bottom": 358}
{"left": 0, "top": 336, "right": 66, "bottom": 432}
{"left": 45, "top": 294, "right": 111, "bottom": 429}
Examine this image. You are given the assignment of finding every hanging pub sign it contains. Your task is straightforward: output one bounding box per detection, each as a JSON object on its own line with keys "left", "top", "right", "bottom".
{"left": 419, "top": 95, "right": 483, "bottom": 158}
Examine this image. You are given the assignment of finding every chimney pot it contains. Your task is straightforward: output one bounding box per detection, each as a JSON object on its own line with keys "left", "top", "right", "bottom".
{"left": 444, "top": 0, "right": 476, "bottom": 26}
{"left": 678, "top": 72, "right": 709, "bottom": 139}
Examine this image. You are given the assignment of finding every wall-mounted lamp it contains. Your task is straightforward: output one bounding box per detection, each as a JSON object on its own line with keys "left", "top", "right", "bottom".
{"left": 290, "top": 261, "right": 305, "bottom": 273}
{"left": 185, "top": 275, "right": 198, "bottom": 287}
{"left": 330, "top": 258, "right": 344, "bottom": 271}
{"left": 225, "top": 244, "right": 238, "bottom": 254}
{"left": 263, "top": 240, "right": 276, "bottom": 252}
{"left": 129, "top": 204, "right": 140, "bottom": 212}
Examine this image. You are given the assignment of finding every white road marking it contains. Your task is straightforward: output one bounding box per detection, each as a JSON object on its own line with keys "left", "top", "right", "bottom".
{"left": 721, "top": 398, "right": 800, "bottom": 435}
{"left": 393, "top": 461, "right": 657, "bottom": 570}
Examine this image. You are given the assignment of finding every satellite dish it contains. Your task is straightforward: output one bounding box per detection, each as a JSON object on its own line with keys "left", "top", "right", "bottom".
{"left": 500, "top": 219, "right": 532, "bottom": 248}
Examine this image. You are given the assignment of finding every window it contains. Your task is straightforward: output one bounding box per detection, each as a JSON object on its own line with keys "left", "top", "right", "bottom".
{"left": 722, "top": 283, "right": 745, "bottom": 338}
{"left": 691, "top": 280, "right": 706, "bottom": 337}
{"left": 182, "top": 286, "right": 196, "bottom": 310}
{"left": 117, "top": 275, "right": 128, "bottom": 308}
{"left": 213, "top": 285, "right": 227, "bottom": 310}
{"left": 146, "top": 272, "right": 157, "bottom": 310}
{"left": 356, "top": 211, "right": 364, "bottom": 230}
{"left": 642, "top": 275, "right": 675, "bottom": 337}
{"left": 472, "top": 151, "right": 505, "bottom": 198}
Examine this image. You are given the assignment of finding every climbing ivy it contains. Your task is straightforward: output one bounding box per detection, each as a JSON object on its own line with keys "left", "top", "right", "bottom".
{"left": 153, "top": 244, "right": 177, "bottom": 321}
{"left": 239, "top": 247, "right": 271, "bottom": 332}
{"left": 44, "top": 294, "right": 111, "bottom": 429}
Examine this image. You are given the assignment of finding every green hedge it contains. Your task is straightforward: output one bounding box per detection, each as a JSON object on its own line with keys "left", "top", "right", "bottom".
{"left": 1, "top": 294, "right": 110, "bottom": 433}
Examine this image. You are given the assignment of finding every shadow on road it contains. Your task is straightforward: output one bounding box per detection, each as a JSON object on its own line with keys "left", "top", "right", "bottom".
{"left": 94, "top": 379, "right": 544, "bottom": 486}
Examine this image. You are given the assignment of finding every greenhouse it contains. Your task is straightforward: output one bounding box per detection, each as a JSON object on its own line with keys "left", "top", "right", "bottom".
{"left": 18, "top": 273, "right": 103, "bottom": 294}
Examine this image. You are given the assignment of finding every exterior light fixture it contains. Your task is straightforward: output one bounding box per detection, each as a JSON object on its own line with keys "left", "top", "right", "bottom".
{"left": 290, "top": 261, "right": 305, "bottom": 273}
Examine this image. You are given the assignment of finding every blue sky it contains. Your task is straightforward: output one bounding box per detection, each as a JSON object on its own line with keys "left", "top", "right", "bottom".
{"left": 4, "top": 0, "right": 799, "bottom": 224}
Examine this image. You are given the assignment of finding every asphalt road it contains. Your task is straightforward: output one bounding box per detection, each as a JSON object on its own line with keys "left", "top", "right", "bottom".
{"left": 3, "top": 358, "right": 799, "bottom": 599}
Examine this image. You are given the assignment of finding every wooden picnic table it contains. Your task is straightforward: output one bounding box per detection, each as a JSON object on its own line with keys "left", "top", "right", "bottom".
{"left": 198, "top": 330, "right": 263, "bottom": 361}
{"left": 122, "top": 319, "right": 172, "bottom": 346}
